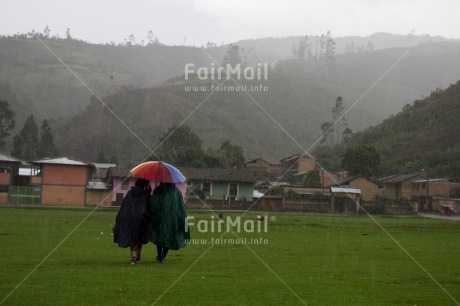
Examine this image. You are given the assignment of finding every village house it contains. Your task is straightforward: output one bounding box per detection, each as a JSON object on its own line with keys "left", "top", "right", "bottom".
{"left": 85, "top": 163, "right": 116, "bottom": 207}
{"left": 180, "top": 168, "right": 255, "bottom": 201}
{"left": 244, "top": 157, "right": 282, "bottom": 178}
{"left": 330, "top": 175, "right": 381, "bottom": 202}
{"left": 279, "top": 153, "right": 341, "bottom": 187}
{"left": 30, "top": 157, "right": 90, "bottom": 207}
{"left": 0, "top": 153, "right": 22, "bottom": 204}
{"left": 4, "top": 156, "right": 124, "bottom": 207}
{"left": 379, "top": 173, "right": 424, "bottom": 200}
{"left": 292, "top": 168, "right": 341, "bottom": 187}
{"left": 411, "top": 178, "right": 460, "bottom": 212}
{"left": 280, "top": 154, "right": 316, "bottom": 174}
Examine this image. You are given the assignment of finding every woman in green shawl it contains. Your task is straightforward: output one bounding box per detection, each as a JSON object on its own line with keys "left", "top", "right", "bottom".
{"left": 149, "top": 183, "right": 190, "bottom": 263}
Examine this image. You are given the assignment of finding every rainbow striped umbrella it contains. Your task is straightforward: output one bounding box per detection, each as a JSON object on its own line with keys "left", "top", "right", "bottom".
{"left": 130, "top": 161, "right": 186, "bottom": 183}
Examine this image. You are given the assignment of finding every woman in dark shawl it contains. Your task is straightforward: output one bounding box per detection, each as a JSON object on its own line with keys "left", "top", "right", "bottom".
{"left": 113, "top": 178, "right": 151, "bottom": 264}
{"left": 149, "top": 182, "right": 190, "bottom": 263}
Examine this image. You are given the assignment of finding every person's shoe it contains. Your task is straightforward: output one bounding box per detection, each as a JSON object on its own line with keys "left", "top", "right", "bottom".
{"left": 130, "top": 247, "right": 138, "bottom": 264}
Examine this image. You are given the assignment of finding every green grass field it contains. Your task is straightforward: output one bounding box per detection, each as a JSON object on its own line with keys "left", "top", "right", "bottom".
{"left": 0, "top": 207, "right": 459, "bottom": 305}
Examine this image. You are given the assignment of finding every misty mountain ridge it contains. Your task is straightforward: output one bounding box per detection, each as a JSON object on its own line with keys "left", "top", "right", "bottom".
{"left": 53, "top": 40, "right": 460, "bottom": 165}
{"left": 1, "top": 32, "right": 460, "bottom": 165}
{"left": 223, "top": 32, "right": 456, "bottom": 64}
{"left": 1, "top": 32, "right": 457, "bottom": 125}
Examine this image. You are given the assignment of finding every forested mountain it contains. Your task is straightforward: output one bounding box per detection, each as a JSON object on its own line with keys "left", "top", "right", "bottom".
{"left": 314, "top": 81, "right": 460, "bottom": 178}
{"left": 0, "top": 38, "right": 215, "bottom": 126}
{"left": 0, "top": 32, "right": 457, "bottom": 127}
{"left": 2, "top": 33, "right": 460, "bottom": 167}
{"left": 53, "top": 39, "right": 460, "bottom": 166}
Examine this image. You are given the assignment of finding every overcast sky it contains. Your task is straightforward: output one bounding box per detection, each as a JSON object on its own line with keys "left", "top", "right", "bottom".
{"left": 1, "top": 0, "right": 459, "bottom": 46}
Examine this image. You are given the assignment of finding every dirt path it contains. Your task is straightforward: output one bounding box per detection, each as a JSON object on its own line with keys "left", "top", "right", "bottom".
{"left": 418, "top": 213, "right": 460, "bottom": 221}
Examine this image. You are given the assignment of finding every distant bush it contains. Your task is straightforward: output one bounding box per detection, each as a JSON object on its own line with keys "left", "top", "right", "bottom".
{"left": 267, "top": 186, "right": 285, "bottom": 196}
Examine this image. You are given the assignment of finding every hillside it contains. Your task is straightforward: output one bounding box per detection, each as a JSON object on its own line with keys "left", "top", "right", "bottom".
{"left": 212, "top": 32, "right": 454, "bottom": 65}
{"left": 54, "top": 40, "right": 460, "bottom": 166}
{"left": 0, "top": 38, "right": 216, "bottom": 125}
{"left": 0, "top": 32, "right": 457, "bottom": 128}
{"left": 314, "top": 81, "right": 460, "bottom": 178}
{"left": 2, "top": 34, "right": 460, "bottom": 165}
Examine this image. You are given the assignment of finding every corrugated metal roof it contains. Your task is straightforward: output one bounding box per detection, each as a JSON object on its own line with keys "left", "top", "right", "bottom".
{"left": 379, "top": 173, "right": 421, "bottom": 184}
{"left": 330, "top": 187, "right": 361, "bottom": 194}
{"left": 91, "top": 163, "right": 117, "bottom": 169}
{"left": 331, "top": 175, "right": 380, "bottom": 187}
{"left": 0, "top": 153, "right": 22, "bottom": 163}
{"left": 379, "top": 174, "right": 398, "bottom": 181}
{"left": 412, "top": 179, "right": 449, "bottom": 183}
{"left": 244, "top": 157, "right": 280, "bottom": 166}
{"left": 31, "top": 157, "right": 87, "bottom": 166}
{"left": 180, "top": 168, "right": 255, "bottom": 183}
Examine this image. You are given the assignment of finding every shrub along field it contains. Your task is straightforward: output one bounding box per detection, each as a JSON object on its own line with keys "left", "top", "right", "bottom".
{"left": 0, "top": 207, "right": 459, "bottom": 305}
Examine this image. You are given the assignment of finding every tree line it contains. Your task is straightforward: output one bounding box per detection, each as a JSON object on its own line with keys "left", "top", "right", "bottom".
{"left": 11, "top": 115, "right": 58, "bottom": 161}
{"left": 150, "top": 125, "right": 245, "bottom": 169}
{"left": 0, "top": 100, "right": 245, "bottom": 169}
{"left": 0, "top": 26, "right": 162, "bottom": 47}
{"left": 291, "top": 30, "right": 336, "bottom": 68}
{"left": 0, "top": 99, "right": 58, "bottom": 161}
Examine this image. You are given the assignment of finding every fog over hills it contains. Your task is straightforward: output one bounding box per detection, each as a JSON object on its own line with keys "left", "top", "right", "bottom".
{"left": 1, "top": 33, "right": 460, "bottom": 163}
